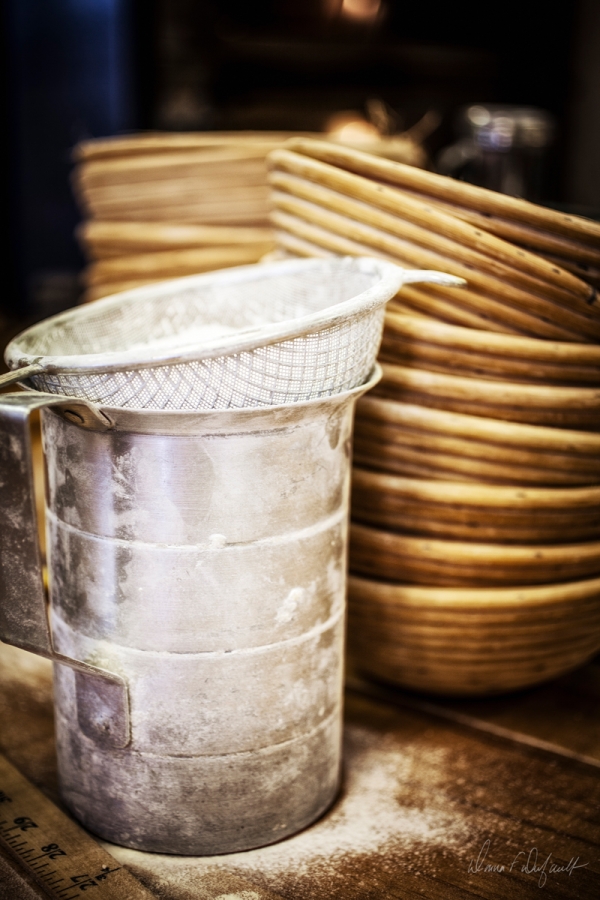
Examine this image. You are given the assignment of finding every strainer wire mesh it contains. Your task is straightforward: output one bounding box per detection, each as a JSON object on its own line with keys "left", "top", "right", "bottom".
{"left": 7, "top": 258, "right": 401, "bottom": 410}
{"left": 31, "top": 310, "right": 386, "bottom": 410}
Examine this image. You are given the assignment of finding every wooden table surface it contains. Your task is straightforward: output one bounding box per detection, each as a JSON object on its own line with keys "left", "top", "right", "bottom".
{"left": 0, "top": 641, "right": 598, "bottom": 900}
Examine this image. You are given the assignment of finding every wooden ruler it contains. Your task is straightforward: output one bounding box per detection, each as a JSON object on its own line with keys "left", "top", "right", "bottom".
{"left": 0, "top": 754, "right": 155, "bottom": 900}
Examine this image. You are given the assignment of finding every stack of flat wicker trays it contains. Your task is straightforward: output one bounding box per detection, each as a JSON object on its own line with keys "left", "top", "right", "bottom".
{"left": 72, "top": 132, "right": 294, "bottom": 301}
{"left": 267, "top": 137, "right": 600, "bottom": 696}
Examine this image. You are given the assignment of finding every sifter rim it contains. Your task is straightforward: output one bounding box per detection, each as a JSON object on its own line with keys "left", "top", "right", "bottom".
{"left": 5, "top": 257, "right": 407, "bottom": 376}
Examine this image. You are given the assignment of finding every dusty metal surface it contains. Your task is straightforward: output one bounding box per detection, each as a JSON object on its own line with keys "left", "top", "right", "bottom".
{"left": 1, "top": 375, "right": 377, "bottom": 856}
{"left": 0, "top": 392, "right": 131, "bottom": 752}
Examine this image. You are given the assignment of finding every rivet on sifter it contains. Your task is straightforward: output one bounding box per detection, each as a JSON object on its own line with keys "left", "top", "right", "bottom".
{"left": 63, "top": 409, "right": 85, "bottom": 425}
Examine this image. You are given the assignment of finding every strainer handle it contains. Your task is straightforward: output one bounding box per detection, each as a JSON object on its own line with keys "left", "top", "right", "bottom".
{"left": 399, "top": 270, "right": 466, "bottom": 287}
{"left": 0, "top": 363, "right": 45, "bottom": 389}
{"left": 0, "top": 391, "right": 131, "bottom": 749}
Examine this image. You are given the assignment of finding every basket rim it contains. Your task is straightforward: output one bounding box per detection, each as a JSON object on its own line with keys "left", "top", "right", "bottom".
{"left": 348, "top": 572, "right": 600, "bottom": 608}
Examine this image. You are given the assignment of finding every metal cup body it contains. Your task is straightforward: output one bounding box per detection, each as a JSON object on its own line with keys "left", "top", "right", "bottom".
{"left": 43, "top": 383, "right": 369, "bottom": 854}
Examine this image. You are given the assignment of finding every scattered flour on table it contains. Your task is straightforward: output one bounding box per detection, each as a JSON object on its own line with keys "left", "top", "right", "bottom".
{"left": 212, "top": 894, "right": 262, "bottom": 899}
{"left": 111, "top": 721, "right": 469, "bottom": 892}
{"left": 218, "top": 723, "right": 468, "bottom": 878}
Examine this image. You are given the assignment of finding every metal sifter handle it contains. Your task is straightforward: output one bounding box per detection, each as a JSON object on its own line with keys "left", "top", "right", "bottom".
{"left": 0, "top": 363, "right": 45, "bottom": 390}
{"left": 0, "top": 391, "right": 131, "bottom": 749}
{"left": 397, "top": 269, "right": 466, "bottom": 287}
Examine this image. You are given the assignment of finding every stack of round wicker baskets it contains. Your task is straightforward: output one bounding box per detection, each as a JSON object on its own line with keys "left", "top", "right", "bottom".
{"left": 267, "top": 137, "right": 600, "bottom": 696}
{"left": 72, "top": 132, "right": 290, "bottom": 301}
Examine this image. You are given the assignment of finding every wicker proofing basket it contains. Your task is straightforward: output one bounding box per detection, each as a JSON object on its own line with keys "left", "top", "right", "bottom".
{"left": 353, "top": 395, "right": 600, "bottom": 487}
{"left": 348, "top": 574, "right": 600, "bottom": 696}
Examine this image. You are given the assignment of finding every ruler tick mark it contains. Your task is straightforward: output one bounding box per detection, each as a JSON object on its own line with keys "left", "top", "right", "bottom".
{"left": 0, "top": 754, "right": 156, "bottom": 899}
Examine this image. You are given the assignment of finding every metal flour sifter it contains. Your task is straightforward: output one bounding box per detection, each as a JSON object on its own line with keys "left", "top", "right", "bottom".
{"left": 0, "top": 257, "right": 463, "bottom": 854}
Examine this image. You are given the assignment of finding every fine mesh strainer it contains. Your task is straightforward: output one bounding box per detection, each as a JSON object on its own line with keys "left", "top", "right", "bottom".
{"left": 3, "top": 257, "right": 463, "bottom": 410}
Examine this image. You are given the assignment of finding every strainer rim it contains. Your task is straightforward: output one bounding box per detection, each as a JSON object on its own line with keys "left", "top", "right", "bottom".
{"left": 5, "top": 257, "right": 404, "bottom": 376}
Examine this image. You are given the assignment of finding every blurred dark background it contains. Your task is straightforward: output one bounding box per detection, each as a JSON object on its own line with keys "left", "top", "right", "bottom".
{"left": 2, "top": 0, "right": 599, "bottom": 320}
